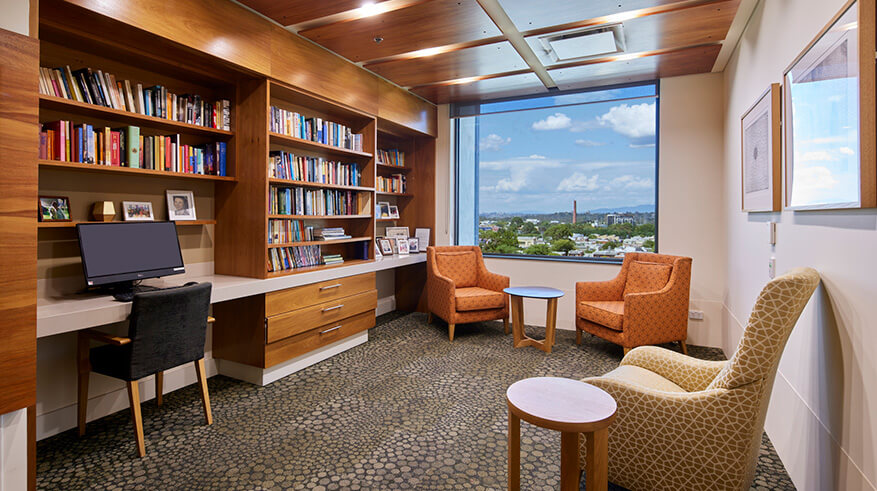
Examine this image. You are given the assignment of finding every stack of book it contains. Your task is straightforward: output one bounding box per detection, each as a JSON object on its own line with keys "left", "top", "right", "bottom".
{"left": 314, "top": 228, "right": 352, "bottom": 241}
{"left": 39, "top": 65, "right": 231, "bottom": 131}
{"left": 268, "top": 219, "right": 314, "bottom": 244}
{"left": 269, "top": 106, "right": 362, "bottom": 151}
{"left": 377, "top": 173, "right": 407, "bottom": 193}
{"left": 377, "top": 149, "right": 405, "bottom": 167}
{"left": 268, "top": 245, "right": 321, "bottom": 272}
{"left": 268, "top": 151, "right": 361, "bottom": 186}
{"left": 39, "top": 121, "right": 227, "bottom": 175}
{"left": 322, "top": 254, "right": 344, "bottom": 266}
{"left": 269, "top": 187, "right": 363, "bottom": 216}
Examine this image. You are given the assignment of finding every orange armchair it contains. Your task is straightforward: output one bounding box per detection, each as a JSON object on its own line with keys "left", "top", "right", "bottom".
{"left": 426, "top": 246, "right": 510, "bottom": 341}
{"left": 576, "top": 252, "right": 692, "bottom": 354}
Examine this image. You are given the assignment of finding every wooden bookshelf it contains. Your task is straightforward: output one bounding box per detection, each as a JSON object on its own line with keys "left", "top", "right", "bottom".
{"left": 269, "top": 132, "right": 372, "bottom": 159}
{"left": 376, "top": 163, "right": 412, "bottom": 173}
{"left": 265, "top": 258, "right": 374, "bottom": 278}
{"left": 376, "top": 191, "right": 413, "bottom": 198}
{"left": 268, "top": 178, "right": 372, "bottom": 192}
{"left": 39, "top": 159, "right": 236, "bottom": 182}
{"left": 38, "top": 219, "right": 216, "bottom": 228}
{"left": 268, "top": 214, "right": 372, "bottom": 220}
{"left": 267, "top": 236, "right": 372, "bottom": 248}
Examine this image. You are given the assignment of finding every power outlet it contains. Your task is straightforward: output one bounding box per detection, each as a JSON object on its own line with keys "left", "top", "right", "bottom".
{"left": 688, "top": 310, "right": 704, "bottom": 320}
{"left": 769, "top": 256, "right": 776, "bottom": 279}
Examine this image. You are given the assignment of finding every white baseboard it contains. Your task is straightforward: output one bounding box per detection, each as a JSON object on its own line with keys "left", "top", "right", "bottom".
{"left": 376, "top": 295, "right": 396, "bottom": 316}
{"left": 217, "top": 331, "right": 368, "bottom": 386}
{"left": 0, "top": 408, "right": 28, "bottom": 491}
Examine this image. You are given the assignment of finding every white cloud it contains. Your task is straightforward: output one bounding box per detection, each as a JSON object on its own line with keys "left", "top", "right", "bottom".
{"left": 480, "top": 155, "right": 564, "bottom": 193}
{"left": 532, "top": 113, "right": 572, "bottom": 130}
{"left": 480, "top": 155, "right": 563, "bottom": 171}
{"left": 839, "top": 146, "right": 855, "bottom": 156}
{"left": 799, "top": 151, "right": 836, "bottom": 162}
{"left": 479, "top": 133, "right": 511, "bottom": 151}
{"left": 575, "top": 139, "right": 606, "bottom": 147}
{"left": 529, "top": 154, "right": 546, "bottom": 159}
{"left": 611, "top": 175, "right": 653, "bottom": 190}
{"left": 629, "top": 143, "right": 656, "bottom": 149}
{"left": 557, "top": 173, "right": 600, "bottom": 192}
{"left": 597, "top": 102, "right": 656, "bottom": 138}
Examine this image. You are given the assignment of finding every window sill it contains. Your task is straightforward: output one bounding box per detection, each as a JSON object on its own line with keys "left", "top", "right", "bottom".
{"left": 482, "top": 253, "right": 623, "bottom": 265}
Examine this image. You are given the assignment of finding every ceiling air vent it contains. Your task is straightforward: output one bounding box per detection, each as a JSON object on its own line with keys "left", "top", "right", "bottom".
{"left": 538, "top": 24, "right": 626, "bottom": 63}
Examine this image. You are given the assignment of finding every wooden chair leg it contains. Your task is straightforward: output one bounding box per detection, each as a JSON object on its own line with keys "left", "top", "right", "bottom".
{"left": 427, "top": 312, "right": 433, "bottom": 324}
{"left": 448, "top": 323, "right": 455, "bottom": 342}
{"left": 76, "top": 333, "right": 91, "bottom": 437}
{"left": 680, "top": 340, "right": 689, "bottom": 356}
{"left": 195, "top": 359, "right": 213, "bottom": 425}
{"left": 155, "top": 371, "right": 164, "bottom": 407}
{"left": 126, "top": 381, "right": 146, "bottom": 458}
{"left": 503, "top": 317, "right": 509, "bottom": 335}
{"left": 575, "top": 328, "right": 582, "bottom": 345}
{"left": 623, "top": 347, "right": 631, "bottom": 356}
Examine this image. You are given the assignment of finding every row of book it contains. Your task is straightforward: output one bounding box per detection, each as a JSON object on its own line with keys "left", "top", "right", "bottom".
{"left": 322, "top": 254, "right": 344, "bottom": 265}
{"left": 269, "top": 187, "right": 365, "bottom": 217}
{"left": 268, "top": 219, "right": 313, "bottom": 244}
{"left": 39, "top": 65, "right": 231, "bottom": 131}
{"left": 314, "top": 228, "right": 352, "bottom": 241}
{"left": 268, "top": 151, "right": 361, "bottom": 186}
{"left": 377, "top": 149, "right": 405, "bottom": 167}
{"left": 39, "top": 121, "right": 227, "bottom": 175}
{"left": 268, "top": 245, "right": 322, "bottom": 273}
{"left": 269, "top": 106, "right": 363, "bottom": 152}
{"left": 377, "top": 174, "right": 407, "bottom": 194}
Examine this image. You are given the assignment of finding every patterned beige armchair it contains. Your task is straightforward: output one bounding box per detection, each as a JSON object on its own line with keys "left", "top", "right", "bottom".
{"left": 579, "top": 267, "right": 820, "bottom": 490}
{"left": 426, "top": 246, "right": 509, "bottom": 341}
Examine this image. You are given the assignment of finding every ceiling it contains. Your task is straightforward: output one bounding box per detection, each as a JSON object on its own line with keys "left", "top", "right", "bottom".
{"left": 238, "top": 0, "right": 745, "bottom": 104}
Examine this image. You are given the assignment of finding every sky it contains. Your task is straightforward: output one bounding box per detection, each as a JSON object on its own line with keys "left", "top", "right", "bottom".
{"left": 475, "top": 88, "right": 658, "bottom": 214}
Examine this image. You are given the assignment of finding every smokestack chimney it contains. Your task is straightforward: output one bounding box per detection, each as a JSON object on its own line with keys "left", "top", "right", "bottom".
{"left": 573, "top": 200, "right": 577, "bottom": 224}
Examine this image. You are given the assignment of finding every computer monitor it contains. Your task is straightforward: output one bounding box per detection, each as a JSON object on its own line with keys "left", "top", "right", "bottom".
{"left": 77, "top": 221, "right": 185, "bottom": 287}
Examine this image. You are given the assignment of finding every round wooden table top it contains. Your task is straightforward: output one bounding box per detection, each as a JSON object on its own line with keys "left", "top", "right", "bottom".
{"left": 503, "top": 286, "right": 565, "bottom": 299}
{"left": 506, "top": 377, "right": 617, "bottom": 432}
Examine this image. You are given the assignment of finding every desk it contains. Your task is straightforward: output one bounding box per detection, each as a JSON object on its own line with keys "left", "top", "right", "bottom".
{"left": 37, "top": 254, "right": 426, "bottom": 338}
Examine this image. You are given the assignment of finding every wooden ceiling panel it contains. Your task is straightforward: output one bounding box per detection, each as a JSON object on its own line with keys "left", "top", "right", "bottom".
{"left": 299, "top": 0, "right": 503, "bottom": 63}
{"left": 365, "top": 41, "right": 528, "bottom": 87}
{"left": 237, "top": 0, "right": 393, "bottom": 26}
{"left": 549, "top": 44, "right": 721, "bottom": 91}
{"left": 411, "top": 72, "right": 546, "bottom": 104}
{"left": 498, "top": 0, "right": 690, "bottom": 32}
{"left": 526, "top": 0, "right": 739, "bottom": 67}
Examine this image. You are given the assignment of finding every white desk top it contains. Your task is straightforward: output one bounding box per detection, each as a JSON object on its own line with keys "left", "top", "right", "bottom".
{"left": 37, "top": 254, "right": 426, "bottom": 338}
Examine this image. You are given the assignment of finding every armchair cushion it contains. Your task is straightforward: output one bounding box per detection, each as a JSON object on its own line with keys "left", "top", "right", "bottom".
{"left": 455, "top": 287, "right": 506, "bottom": 311}
{"left": 623, "top": 260, "right": 672, "bottom": 296}
{"left": 601, "top": 365, "right": 686, "bottom": 393}
{"left": 435, "top": 251, "right": 478, "bottom": 288}
{"left": 577, "top": 300, "right": 624, "bottom": 331}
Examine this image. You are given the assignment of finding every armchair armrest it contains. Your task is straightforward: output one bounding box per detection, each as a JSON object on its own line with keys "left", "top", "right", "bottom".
{"left": 576, "top": 276, "right": 624, "bottom": 302}
{"left": 621, "top": 346, "right": 727, "bottom": 392}
{"left": 623, "top": 280, "right": 690, "bottom": 345}
{"left": 477, "top": 269, "right": 509, "bottom": 293}
{"left": 428, "top": 269, "right": 457, "bottom": 320}
{"left": 79, "top": 328, "right": 131, "bottom": 346}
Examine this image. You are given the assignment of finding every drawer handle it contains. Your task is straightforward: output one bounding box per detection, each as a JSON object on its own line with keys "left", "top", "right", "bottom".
{"left": 320, "top": 284, "right": 342, "bottom": 291}
{"left": 320, "top": 325, "right": 342, "bottom": 334}
{"left": 321, "top": 304, "right": 344, "bottom": 312}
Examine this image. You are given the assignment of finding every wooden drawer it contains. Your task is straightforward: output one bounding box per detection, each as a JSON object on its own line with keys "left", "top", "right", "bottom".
{"left": 265, "top": 272, "right": 375, "bottom": 316}
{"left": 266, "top": 289, "right": 376, "bottom": 343}
{"left": 265, "top": 310, "right": 375, "bottom": 367}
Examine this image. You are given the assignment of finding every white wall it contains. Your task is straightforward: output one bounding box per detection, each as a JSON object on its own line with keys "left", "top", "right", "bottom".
{"left": 0, "top": 0, "right": 29, "bottom": 36}
{"left": 722, "top": 1, "right": 877, "bottom": 489}
{"left": 437, "top": 73, "right": 728, "bottom": 347}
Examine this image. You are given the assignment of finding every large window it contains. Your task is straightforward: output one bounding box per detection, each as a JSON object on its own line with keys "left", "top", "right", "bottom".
{"left": 453, "top": 82, "right": 659, "bottom": 262}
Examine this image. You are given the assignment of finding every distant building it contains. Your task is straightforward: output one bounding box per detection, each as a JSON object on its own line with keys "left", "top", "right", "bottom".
{"left": 517, "top": 236, "right": 538, "bottom": 248}
{"left": 607, "top": 213, "right": 636, "bottom": 226}
{"left": 524, "top": 218, "right": 539, "bottom": 224}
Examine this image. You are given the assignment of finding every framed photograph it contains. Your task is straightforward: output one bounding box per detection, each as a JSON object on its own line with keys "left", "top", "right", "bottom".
{"left": 388, "top": 205, "right": 400, "bottom": 219}
{"left": 396, "top": 237, "right": 410, "bottom": 255}
{"left": 415, "top": 228, "right": 430, "bottom": 251}
{"left": 375, "top": 239, "right": 383, "bottom": 258}
{"left": 38, "top": 196, "right": 71, "bottom": 222}
{"left": 741, "top": 84, "right": 781, "bottom": 212}
{"left": 379, "top": 238, "right": 394, "bottom": 255}
{"left": 377, "top": 201, "right": 391, "bottom": 219}
{"left": 784, "top": 0, "right": 875, "bottom": 209}
{"left": 385, "top": 226, "right": 410, "bottom": 238}
{"left": 407, "top": 237, "right": 419, "bottom": 253}
{"left": 166, "top": 190, "right": 197, "bottom": 220}
{"left": 122, "top": 201, "right": 155, "bottom": 221}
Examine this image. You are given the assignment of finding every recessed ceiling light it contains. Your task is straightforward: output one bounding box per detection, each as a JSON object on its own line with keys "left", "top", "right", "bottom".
{"left": 409, "top": 47, "right": 446, "bottom": 58}
{"left": 359, "top": 2, "right": 383, "bottom": 17}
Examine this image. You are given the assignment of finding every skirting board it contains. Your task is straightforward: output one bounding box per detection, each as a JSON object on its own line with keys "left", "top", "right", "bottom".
{"left": 377, "top": 295, "right": 395, "bottom": 316}
{"left": 216, "top": 331, "right": 368, "bottom": 386}
{"left": 36, "top": 357, "right": 218, "bottom": 441}
{"left": 0, "top": 408, "right": 28, "bottom": 491}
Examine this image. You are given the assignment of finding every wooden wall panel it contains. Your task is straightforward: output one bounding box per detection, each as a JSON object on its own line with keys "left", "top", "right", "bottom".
{"left": 377, "top": 79, "right": 437, "bottom": 136}
{"left": 0, "top": 29, "right": 39, "bottom": 414}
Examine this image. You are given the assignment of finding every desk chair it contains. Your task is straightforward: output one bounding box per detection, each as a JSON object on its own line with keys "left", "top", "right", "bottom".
{"left": 77, "top": 283, "right": 214, "bottom": 457}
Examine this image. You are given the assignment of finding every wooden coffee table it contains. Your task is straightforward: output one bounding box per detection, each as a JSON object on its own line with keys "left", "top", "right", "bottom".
{"left": 503, "top": 286, "right": 564, "bottom": 353}
{"left": 506, "top": 377, "right": 617, "bottom": 491}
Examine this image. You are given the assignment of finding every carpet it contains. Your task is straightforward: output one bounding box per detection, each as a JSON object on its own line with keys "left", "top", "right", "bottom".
{"left": 37, "top": 312, "right": 794, "bottom": 490}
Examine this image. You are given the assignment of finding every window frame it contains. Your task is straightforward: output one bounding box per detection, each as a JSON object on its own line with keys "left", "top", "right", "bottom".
{"left": 453, "top": 80, "right": 660, "bottom": 265}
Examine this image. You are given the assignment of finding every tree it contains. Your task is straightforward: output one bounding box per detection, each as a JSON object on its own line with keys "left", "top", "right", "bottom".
{"left": 552, "top": 239, "right": 576, "bottom": 254}
{"left": 524, "top": 243, "right": 553, "bottom": 255}
{"left": 642, "top": 239, "right": 655, "bottom": 251}
{"left": 600, "top": 241, "right": 620, "bottom": 250}
{"left": 520, "top": 221, "right": 538, "bottom": 235}
{"left": 545, "top": 223, "right": 572, "bottom": 242}
{"left": 636, "top": 223, "right": 655, "bottom": 237}
{"left": 509, "top": 216, "right": 524, "bottom": 230}
{"left": 479, "top": 225, "right": 518, "bottom": 253}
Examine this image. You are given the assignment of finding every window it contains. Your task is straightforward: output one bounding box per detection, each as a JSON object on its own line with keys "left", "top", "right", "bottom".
{"left": 453, "top": 82, "right": 659, "bottom": 262}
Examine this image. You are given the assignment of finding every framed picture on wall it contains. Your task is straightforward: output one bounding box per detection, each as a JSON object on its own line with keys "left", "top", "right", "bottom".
{"left": 741, "top": 84, "right": 782, "bottom": 212}
{"left": 783, "top": 0, "right": 876, "bottom": 209}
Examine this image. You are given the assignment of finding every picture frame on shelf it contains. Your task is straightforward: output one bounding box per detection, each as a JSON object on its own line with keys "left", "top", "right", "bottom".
{"left": 375, "top": 239, "right": 383, "bottom": 258}
{"left": 385, "top": 226, "right": 409, "bottom": 238}
{"left": 166, "top": 190, "right": 196, "bottom": 220}
{"left": 388, "top": 205, "right": 400, "bottom": 219}
{"left": 741, "top": 84, "right": 782, "bottom": 212}
{"left": 407, "top": 237, "right": 419, "bottom": 253}
{"left": 396, "top": 237, "right": 410, "bottom": 255}
{"left": 38, "top": 195, "right": 71, "bottom": 222}
{"left": 415, "top": 228, "right": 430, "bottom": 251}
{"left": 379, "top": 238, "right": 394, "bottom": 255}
{"left": 377, "top": 201, "right": 391, "bottom": 219}
{"left": 122, "top": 201, "right": 155, "bottom": 221}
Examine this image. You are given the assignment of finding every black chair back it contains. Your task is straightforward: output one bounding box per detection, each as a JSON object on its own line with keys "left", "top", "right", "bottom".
{"left": 126, "top": 283, "right": 212, "bottom": 380}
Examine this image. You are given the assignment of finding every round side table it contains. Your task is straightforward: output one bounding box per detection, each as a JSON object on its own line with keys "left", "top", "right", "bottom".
{"left": 506, "top": 377, "right": 617, "bottom": 491}
{"left": 503, "top": 286, "right": 564, "bottom": 353}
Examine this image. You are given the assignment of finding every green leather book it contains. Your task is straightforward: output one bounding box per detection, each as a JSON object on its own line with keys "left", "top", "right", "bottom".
{"left": 126, "top": 126, "right": 140, "bottom": 168}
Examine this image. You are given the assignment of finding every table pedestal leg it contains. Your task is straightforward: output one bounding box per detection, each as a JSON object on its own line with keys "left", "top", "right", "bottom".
{"left": 560, "top": 431, "right": 580, "bottom": 491}
{"left": 511, "top": 296, "right": 525, "bottom": 348}
{"left": 544, "top": 297, "right": 558, "bottom": 354}
{"left": 585, "top": 428, "right": 609, "bottom": 491}
{"left": 509, "top": 409, "right": 520, "bottom": 491}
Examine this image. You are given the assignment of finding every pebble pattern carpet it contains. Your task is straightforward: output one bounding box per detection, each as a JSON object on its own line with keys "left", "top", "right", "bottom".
{"left": 37, "top": 312, "right": 794, "bottom": 490}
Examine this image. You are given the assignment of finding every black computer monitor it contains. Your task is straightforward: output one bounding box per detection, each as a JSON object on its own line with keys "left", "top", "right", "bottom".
{"left": 77, "top": 221, "right": 185, "bottom": 287}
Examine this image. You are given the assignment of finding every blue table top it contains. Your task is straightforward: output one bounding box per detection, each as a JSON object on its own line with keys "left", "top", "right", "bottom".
{"left": 503, "top": 286, "right": 565, "bottom": 299}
